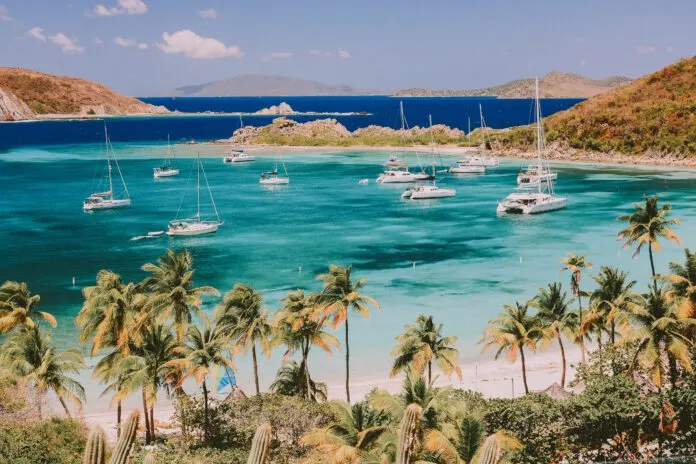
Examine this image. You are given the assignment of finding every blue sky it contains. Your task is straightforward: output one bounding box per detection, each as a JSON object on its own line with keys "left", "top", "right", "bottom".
{"left": 0, "top": 0, "right": 694, "bottom": 95}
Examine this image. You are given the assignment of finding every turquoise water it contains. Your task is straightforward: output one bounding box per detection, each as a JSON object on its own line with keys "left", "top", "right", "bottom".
{"left": 2, "top": 143, "right": 696, "bottom": 390}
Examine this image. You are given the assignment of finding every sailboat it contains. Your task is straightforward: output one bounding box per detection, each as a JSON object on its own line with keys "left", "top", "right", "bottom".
{"left": 377, "top": 102, "right": 432, "bottom": 183}
{"left": 167, "top": 156, "right": 223, "bottom": 236}
{"left": 83, "top": 125, "right": 131, "bottom": 211}
{"left": 259, "top": 158, "right": 289, "bottom": 185}
{"left": 516, "top": 100, "right": 557, "bottom": 186}
{"left": 402, "top": 115, "right": 456, "bottom": 200}
{"left": 224, "top": 115, "right": 256, "bottom": 163}
{"left": 497, "top": 78, "right": 567, "bottom": 215}
{"left": 458, "top": 104, "right": 499, "bottom": 168}
{"left": 154, "top": 135, "right": 180, "bottom": 178}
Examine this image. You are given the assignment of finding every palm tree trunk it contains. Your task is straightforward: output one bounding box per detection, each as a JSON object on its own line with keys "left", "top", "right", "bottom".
{"left": 520, "top": 345, "right": 529, "bottom": 394}
{"left": 649, "top": 244, "right": 658, "bottom": 292}
{"left": 557, "top": 332, "right": 567, "bottom": 388}
{"left": 303, "top": 340, "right": 311, "bottom": 401}
{"left": 578, "top": 294, "right": 586, "bottom": 364}
{"left": 597, "top": 334, "right": 604, "bottom": 374}
{"left": 202, "top": 380, "right": 210, "bottom": 444}
{"left": 611, "top": 321, "right": 616, "bottom": 345}
{"left": 252, "top": 344, "right": 260, "bottom": 395}
{"left": 150, "top": 406, "right": 155, "bottom": 440}
{"left": 116, "top": 400, "right": 122, "bottom": 438}
{"left": 428, "top": 361, "right": 432, "bottom": 385}
{"left": 345, "top": 314, "right": 351, "bottom": 404}
{"left": 142, "top": 389, "right": 151, "bottom": 444}
{"left": 668, "top": 354, "right": 679, "bottom": 387}
{"left": 57, "top": 394, "right": 72, "bottom": 418}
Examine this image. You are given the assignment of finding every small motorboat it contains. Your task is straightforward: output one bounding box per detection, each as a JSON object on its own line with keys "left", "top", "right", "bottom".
{"left": 147, "top": 231, "right": 164, "bottom": 238}
{"left": 449, "top": 160, "right": 486, "bottom": 174}
{"left": 358, "top": 179, "right": 369, "bottom": 185}
{"left": 130, "top": 235, "right": 146, "bottom": 241}
{"left": 383, "top": 154, "right": 408, "bottom": 168}
{"left": 224, "top": 151, "right": 256, "bottom": 163}
{"left": 402, "top": 185, "right": 456, "bottom": 200}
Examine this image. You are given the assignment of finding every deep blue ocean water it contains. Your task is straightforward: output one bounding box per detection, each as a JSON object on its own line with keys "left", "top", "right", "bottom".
{"left": 0, "top": 96, "right": 582, "bottom": 151}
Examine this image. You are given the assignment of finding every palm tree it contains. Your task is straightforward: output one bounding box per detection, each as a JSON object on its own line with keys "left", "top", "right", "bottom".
{"left": 480, "top": 301, "right": 542, "bottom": 394}
{"left": 589, "top": 266, "right": 640, "bottom": 345}
{"left": 664, "top": 248, "right": 696, "bottom": 319}
{"left": 77, "top": 270, "right": 149, "bottom": 437}
{"left": 270, "top": 360, "right": 327, "bottom": 401}
{"left": 626, "top": 287, "right": 696, "bottom": 388}
{"left": 618, "top": 194, "right": 681, "bottom": 291}
{"left": 561, "top": 253, "right": 592, "bottom": 363}
{"left": 216, "top": 284, "right": 275, "bottom": 395}
{"left": 317, "top": 264, "right": 380, "bottom": 403}
{"left": 275, "top": 290, "right": 339, "bottom": 401}
{"left": 390, "top": 314, "right": 462, "bottom": 384}
{"left": 0, "top": 326, "right": 85, "bottom": 418}
{"left": 301, "top": 400, "right": 388, "bottom": 463}
{"left": 165, "top": 314, "right": 234, "bottom": 443}
{"left": 533, "top": 283, "right": 577, "bottom": 387}
{"left": 113, "top": 323, "right": 178, "bottom": 443}
{"left": 141, "top": 249, "right": 219, "bottom": 341}
{"left": 0, "top": 281, "right": 56, "bottom": 333}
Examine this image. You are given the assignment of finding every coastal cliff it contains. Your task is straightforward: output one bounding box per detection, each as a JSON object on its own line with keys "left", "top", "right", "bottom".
{"left": 0, "top": 68, "right": 169, "bottom": 121}
{"left": 395, "top": 71, "right": 631, "bottom": 98}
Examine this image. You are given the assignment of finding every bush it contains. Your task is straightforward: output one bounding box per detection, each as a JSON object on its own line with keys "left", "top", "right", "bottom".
{"left": 0, "top": 417, "right": 87, "bottom": 464}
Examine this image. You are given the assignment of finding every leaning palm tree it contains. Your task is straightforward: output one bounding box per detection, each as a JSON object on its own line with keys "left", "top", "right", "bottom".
{"left": 0, "top": 326, "right": 85, "bottom": 418}
{"left": 0, "top": 281, "right": 56, "bottom": 333}
{"left": 533, "top": 283, "right": 577, "bottom": 387}
{"left": 270, "top": 360, "right": 327, "bottom": 402}
{"left": 589, "top": 266, "right": 640, "bottom": 345}
{"left": 77, "top": 270, "right": 149, "bottom": 437}
{"left": 274, "top": 289, "right": 339, "bottom": 401}
{"left": 618, "top": 194, "right": 681, "bottom": 290}
{"left": 390, "top": 314, "right": 462, "bottom": 384}
{"left": 664, "top": 248, "right": 696, "bottom": 320}
{"left": 317, "top": 264, "right": 380, "bottom": 403}
{"left": 216, "top": 284, "right": 275, "bottom": 395}
{"left": 141, "top": 249, "right": 219, "bottom": 341}
{"left": 561, "top": 253, "right": 592, "bottom": 363}
{"left": 165, "top": 314, "right": 234, "bottom": 443}
{"left": 480, "top": 301, "right": 542, "bottom": 394}
{"left": 301, "top": 400, "right": 388, "bottom": 463}
{"left": 625, "top": 287, "right": 696, "bottom": 388}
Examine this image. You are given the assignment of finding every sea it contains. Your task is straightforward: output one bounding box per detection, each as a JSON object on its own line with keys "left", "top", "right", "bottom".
{"left": 1, "top": 96, "right": 695, "bottom": 396}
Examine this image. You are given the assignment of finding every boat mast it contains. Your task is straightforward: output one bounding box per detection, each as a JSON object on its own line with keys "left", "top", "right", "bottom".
{"left": 197, "top": 155, "right": 201, "bottom": 219}
{"left": 479, "top": 104, "right": 485, "bottom": 150}
{"left": 105, "top": 125, "right": 113, "bottom": 200}
{"left": 535, "top": 77, "right": 546, "bottom": 194}
{"left": 200, "top": 159, "right": 221, "bottom": 223}
{"left": 429, "top": 114, "right": 436, "bottom": 177}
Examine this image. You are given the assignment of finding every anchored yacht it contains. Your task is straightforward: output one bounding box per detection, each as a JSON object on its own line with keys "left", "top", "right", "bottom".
{"left": 84, "top": 125, "right": 131, "bottom": 211}
{"left": 154, "top": 135, "right": 180, "bottom": 178}
{"left": 224, "top": 151, "right": 256, "bottom": 163}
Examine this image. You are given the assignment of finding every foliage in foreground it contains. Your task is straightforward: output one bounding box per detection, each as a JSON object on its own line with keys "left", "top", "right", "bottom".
{"left": 0, "top": 417, "right": 86, "bottom": 464}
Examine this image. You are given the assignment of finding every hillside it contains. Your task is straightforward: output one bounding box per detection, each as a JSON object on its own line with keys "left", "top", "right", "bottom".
{"left": 543, "top": 57, "right": 696, "bottom": 154}
{"left": 395, "top": 71, "right": 631, "bottom": 98}
{"left": 160, "top": 74, "right": 382, "bottom": 97}
{"left": 0, "top": 68, "right": 168, "bottom": 121}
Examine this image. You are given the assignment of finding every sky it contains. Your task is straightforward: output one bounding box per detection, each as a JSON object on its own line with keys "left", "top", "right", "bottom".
{"left": 0, "top": 0, "right": 694, "bottom": 96}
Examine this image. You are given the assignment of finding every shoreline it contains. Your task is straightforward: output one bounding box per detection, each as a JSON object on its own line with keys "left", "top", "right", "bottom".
{"left": 1, "top": 111, "right": 372, "bottom": 123}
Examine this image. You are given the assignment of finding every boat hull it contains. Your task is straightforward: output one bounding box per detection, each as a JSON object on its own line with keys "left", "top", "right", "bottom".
{"left": 449, "top": 166, "right": 485, "bottom": 174}
{"left": 410, "top": 188, "right": 456, "bottom": 200}
{"left": 259, "top": 177, "right": 290, "bottom": 185}
{"left": 154, "top": 169, "right": 180, "bottom": 178}
{"left": 517, "top": 172, "right": 557, "bottom": 186}
{"left": 167, "top": 222, "right": 220, "bottom": 236}
{"left": 497, "top": 196, "right": 567, "bottom": 215}
{"left": 83, "top": 199, "right": 131, "bottom": 211}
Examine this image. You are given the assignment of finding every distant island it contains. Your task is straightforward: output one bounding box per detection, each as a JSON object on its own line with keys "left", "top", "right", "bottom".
{"left": 157, "top": 74, "right": 383, "bottom": 97}
{"left": 394, "top": 71, "right": 632, "bottom": 98}
{"left": 0, "top": 68, "right": 168, "bottom": 122}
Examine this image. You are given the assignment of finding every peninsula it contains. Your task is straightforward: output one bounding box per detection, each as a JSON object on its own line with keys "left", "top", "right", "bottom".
{"left": 0, "top": 68, "right": 168, "bottom": 121}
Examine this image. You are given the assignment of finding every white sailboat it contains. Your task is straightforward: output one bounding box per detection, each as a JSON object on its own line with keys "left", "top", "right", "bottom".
{"left": 458, "top": 104, "right": 499, "bottom": 168}
{"left": 516, "top": 101, "right": 557, "bottom": 186}
{"left": 154, "top": 135, "right": 180, "bottom": 178}
{"left": 167, "top": 156, "right": 223, "bottom": 236}
{"left": 497, "top": 78, "right": 567, "bottom": 215}
{"left": 259, "top": 159, "right": 290, "bottom": 185}
{"left": 224, "top": 115, "right": 257, "bottom": 163}
{"left": 83, "top": 125, "right": 131, "bottom": 211}
{"left": 377, "top": 102, "right": 432, "bottom": 184}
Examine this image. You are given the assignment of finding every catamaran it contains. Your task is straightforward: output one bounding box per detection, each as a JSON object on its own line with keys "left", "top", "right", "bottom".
{"left": 459, "top": 104, "right": 499, "bottom": 168}
{"left": 83, "top": 125, "right": 131, "bottom": 211}
{"left": 377, "top": 101, "right": 432, "bottom": 183}
{"left": 167, "top": 156, "right": 223, "bottom": 236}
{"left": 260, "top": 159, "right": 290, "bottom": 185}
{"left": 154, "top": 135, "right": 180, "bottom": 178}
{"left": 497, "top": 78, "right": 567, "bottom": 215}
{"left": 516, "top": 101, "right": 557, "bottom": 186}
{"left": 224, "top": 115, "right": 256, "bottom": 163}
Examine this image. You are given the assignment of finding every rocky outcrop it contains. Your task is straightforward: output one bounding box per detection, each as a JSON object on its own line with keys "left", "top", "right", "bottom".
{"left": 0, "top": 67, "right": 169, "bottom": 120}
{"left": 352, "top": 123, "right": 464, "bottom": 139}
{"left": 254, "top": 102, "right": 295, "bottom": 115}
{"left": 0, "top": 87, "right": 35, "bottom": 121}
{"left": 232, "top": 117, "right": 352, "bottom": 141}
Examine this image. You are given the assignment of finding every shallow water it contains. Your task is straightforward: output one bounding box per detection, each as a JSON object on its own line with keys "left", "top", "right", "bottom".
{"left": 2, "top": 143, "right": 695, "bottom": 391}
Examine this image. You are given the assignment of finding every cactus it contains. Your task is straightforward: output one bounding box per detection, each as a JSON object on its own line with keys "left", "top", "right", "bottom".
{"left": 108, "top": 410, "right": 140, "bottom": 464}
{"left": 396, "top": 404, "right": 422, "bottom": 464}
{"left": 142, "top": 453, "right": 155, "bottom": 464}
{"left": 477, "top": 434, "right": 501, "bottom": 464}
{"left": 83, "top": 425, "right": 107, "bottom": 464}
{"left": 246, "top": 422, "right": 272, "bottom": 464}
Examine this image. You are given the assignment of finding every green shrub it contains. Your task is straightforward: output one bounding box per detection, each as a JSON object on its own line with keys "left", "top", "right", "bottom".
{"left": 0, "top": 418, "right": 87, "bottom": 464}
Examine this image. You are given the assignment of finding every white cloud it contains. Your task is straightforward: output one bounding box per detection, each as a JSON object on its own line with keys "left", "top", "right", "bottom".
{"left": 269, "top": 51, "right": 293, "bottom": 59}
{"left": 49, "top": 33, "right": 85, "bottom": 54}
{"left": 157, "top": 29, "right": 243, "bottom": 59}
{"left": 0, "top": 5, "right": 11, "bottom": 21}
{"left": 94, "top": 0, "right": 147, "bottom": 16}
{"left": 310, "top": 49, "right": 331, "bottom": 57}
{"left": 95, "top": 38, "right": 103, "bottom": 44}
{"left": 114, "top": 36, "right": 136, "bottom": 47}
{"left": 636, "top": 45, "right": 656, "bottom": 54}
{"left": 197, "top": 8, "right": 217, "bottom": 19}
{"left": 137, "top": 42, "right": 148, "bottom": 49}
{"left": 666, "top": 46, "right": 675, "bottom": 53}
{"left": 26, "top": 26, "right": 47, "bottom": 42}
{"left": 337, "top": 49, "right": 351, "bottom": 59}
